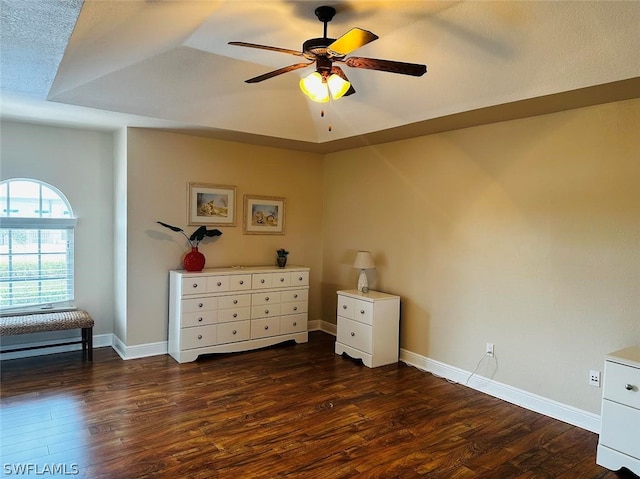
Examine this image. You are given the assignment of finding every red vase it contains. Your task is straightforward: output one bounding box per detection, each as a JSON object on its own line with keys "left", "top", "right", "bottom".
{"left": 183, "top": 247, "right": 205, "bottom": 272}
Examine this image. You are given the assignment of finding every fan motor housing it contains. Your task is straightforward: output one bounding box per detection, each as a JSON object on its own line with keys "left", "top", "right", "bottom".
{"left": 302, "top": 37, "right": 337, "bottom": 59}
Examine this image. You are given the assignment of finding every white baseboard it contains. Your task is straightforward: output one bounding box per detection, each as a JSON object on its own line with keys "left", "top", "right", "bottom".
{"left": 309, "top": 319, "right": 336, "bottom": 336}
{"left": 400, "top": 348, "right": 600, "bottom": 434}
{"left": 111, "top": 335, "right": 167, "bottom": 360}
{"left": 0, "top": 333, "right": 112, "bottom": 361}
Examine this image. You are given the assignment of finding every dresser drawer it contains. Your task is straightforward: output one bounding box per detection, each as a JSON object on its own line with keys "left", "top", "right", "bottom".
{"left": 251, "top": 304, "right": 281, "bottom": 319}
{"left": 251, "top": 291, "right": 282, "bottom": 306}
{"left": 217, "top": 321, "right": 250, "bottom": 344}
{"left": 337, "top": 317, "right": 372, "bottom": 354}
{"left": 228, "top": 274, "right": 252, "bottom": 291}
{"left": 600, "top": 399, "right": 640, "bottom": 458}
{"left": 281, "top": 301, "right": 307, "bottom": 315}
{"left": 181, "top": 311, "right": 217, "bottom": 328}
{"left": 252, "top": 273, "right": 272, "bottom": 289}
{"left": 182, "top": 297, "right": 218, "bottom": 313}
{"left": 280, "top": 313, "right": 307, "bottom": 334}
{"left": 217, "top": 307, "right": 250, "bottom": 323}
{"left": 218, "top": 294, "right": 251, "bottom": 309}
{"left": 251, "top": 317, "right": 280, "bottom": 339}
{"left": 182, "top": 277, "right": 207, "bottom": 295}
{"left": 604, "top": 361, "right": 640, "bottom": 409}
{"left": 181, "top": 325, "right": 217, "bottom": 349}
{"left": 281, "top": 289, "right": 307, "bottom": 303}
{"left": 272, "top": 271, "right": 291, "bottom": 287}
{"left": 207, "top": 276, "right": 230, "bottom": 293}
{"left": 291, "top": 271, "right": 309, "bottom": 286}
{"left": 337, "top": 295, "right": 355, "bottom": 320}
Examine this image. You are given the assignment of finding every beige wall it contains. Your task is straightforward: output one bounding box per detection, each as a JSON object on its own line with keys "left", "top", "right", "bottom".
{"left": 124, "top": 128, "right": 324, "bottom": 346}
{"left": 321, "top": 98, "right": 640, "bottom": 413}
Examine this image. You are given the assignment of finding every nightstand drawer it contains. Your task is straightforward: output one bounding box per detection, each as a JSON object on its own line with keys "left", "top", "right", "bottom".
{"left": 337, "top": 317, "right": 372, "bottom": 354}
{"left": 600, "top": 399, "right": 640, "bottom": 458}
{"left": 181, "top": 325, "right": 217, "bottom": 350}
{"left": 337, "top": 295, "right": 355, "bottom": 319}
{"left": 604, "top": 361, "right": 640, "bottom": 409}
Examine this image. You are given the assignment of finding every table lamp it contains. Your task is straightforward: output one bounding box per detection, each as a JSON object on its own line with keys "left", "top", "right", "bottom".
{"left": 353, "top": 251, "right": 375, "bottom": 293}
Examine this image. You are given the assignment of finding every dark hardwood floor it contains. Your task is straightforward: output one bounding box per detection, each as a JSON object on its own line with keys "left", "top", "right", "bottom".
{"left": 1, "top": 331, "right": 637, "bottom": 478}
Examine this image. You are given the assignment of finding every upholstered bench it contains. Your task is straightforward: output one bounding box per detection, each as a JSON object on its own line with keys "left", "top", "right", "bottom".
{"left": 0, "top": 310, "right": 94, "bottom": 361}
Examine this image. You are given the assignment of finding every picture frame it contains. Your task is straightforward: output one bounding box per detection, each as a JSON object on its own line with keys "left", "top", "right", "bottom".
{"left": 243, "top": 195, "right": 286, "bottom": 235}
{"left": 188, "top": 183, "right": 236, "bottom": 226}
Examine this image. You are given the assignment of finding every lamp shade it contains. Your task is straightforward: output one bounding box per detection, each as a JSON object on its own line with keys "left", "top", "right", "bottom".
{"left": 353, "top": 251, "right": 375, "bottom": 270}
{"left": 326, "top": 73, "right": 351, "bottom": 100}
{"left": 299, "top": 72, "right": 330, "bottom": 103}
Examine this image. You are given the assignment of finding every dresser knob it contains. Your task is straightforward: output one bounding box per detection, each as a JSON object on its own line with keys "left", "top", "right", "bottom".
{"left": 193, "top": 283, "right": 198, "bottom": 288}
{"left": 280, "top": 278, "right": 285, "bottom": 282}
{"left": 294, "top": 294, "right": 298, "bottom": 299}
{"left": 239, "top": 280, "right": 244, "bottom": 285}
{"left": 298, "top": 276, "right": 303, "bottom": 281}
{"left": 233, "top": 313, "right": 238, "bottom": 318}
{"left": 293, "top": 322, "right": 297, "bottom": 326}
{"left": 198, "top": 317, "right": 203, "bottom": 322}
{"left": 351, "top": 332, "right": 355, "bottom": 337}
{"left": 217, "top": 281, "right": 222, "bottom": 287}
{"left": 233, "top": 300, "right": 238, "bottom": 304}
{"left": 360, "top": 310, "right": 365, "bottom": 314}
{"left": 342, "top": 305, "right": 347, "bottom": 310}
{"left": 625, "top": 384, "right": 634, "bottom": 391}
{"left": 265, "top": 297, "right": 270, "bottom": 301}
{"left": 261, "top": 279, "right": 265, "bottom": 283}
{"left": 198, "top": 303, "right": 203, "bottom": 308}
{"left": 198, "top": 335, "right": 203, "bottom": 340}
{"left": 264, "top": 325, "right": 269, "bottom": 330}
{"left": 265, "top": 310, "right": 269, "bottom": 314}
{"left": 293, "top": 306, "right": 298, "bottom": 311}
{"left": 232, "top": 330, "right": 237, "bottom": 335}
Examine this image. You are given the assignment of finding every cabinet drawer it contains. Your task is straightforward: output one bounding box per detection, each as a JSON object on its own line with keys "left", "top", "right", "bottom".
{"left": 252, "top": 291, "right": 282, "bottom": 306}
{"left": 281, "top": 301, "right": 307, "bottom": 315}
{"left": 251, "top": 317, "right": 281, "bottom": 339}
{"left": 252, "top": 273, "right": 272, "bottom": 289}
{"left": 337, "top": 295, "right": 355, "bottom": 319}
{"left": 229, "top": 274, "right": 251, "bottom": 291}
{"left": 604, "top": 361, "right": 640, "bottom": 409}
{"left": 251, "top": 304, "right": 281, "bottom": 319}
{"left": 600, "top": 399, "right": 640, "bottom": 458}
{"left": 280, "top": 313, "right": 307, "bottom": 334}
{"left": 218, "top": 294, "right": 251, "bottom": 309}
{"left": 182, "top": 297, "right": 218, "bottom": 313}
{"left": 217, "top": 321, "right": 250, "bottom": 344}
{"left": 181, "top": 325, "right": 217, "bottom": 350}
{"left": 207, "top": 276, "right": 229, "bottom": 293}
{"left": 217, "top": 307, "right": 250, "bottom": 323}
{"left": 337, "top": 317, "right": 372, "bottom": 354}
{"left": 291, "top": 271, "right": 309, "bottom": 286}
{"left": 182, "top": 277, "right": 207, "bottom": 295}
{"left": 182, "top": 311, "right": 217, "bottom": 328}
{"left": 281, "top": 289, "right": 307, "bottom": 303}
{"left": 272, "top": 271, "right": 291, "bottom": 287}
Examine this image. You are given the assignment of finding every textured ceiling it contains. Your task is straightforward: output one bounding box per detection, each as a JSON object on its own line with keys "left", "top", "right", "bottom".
{"left": 1, "top": 1, "right": 639, "bottom": 152}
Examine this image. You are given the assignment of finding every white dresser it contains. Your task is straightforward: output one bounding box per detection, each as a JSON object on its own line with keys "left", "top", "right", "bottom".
{"left": 169, "top": 266, "right": 309, "bottom": 363}
{"left": 335, "top": 289, "right": 400, "bottom": 368}
{"left": 596, "top": 346, "right": 640, "bottom": 476}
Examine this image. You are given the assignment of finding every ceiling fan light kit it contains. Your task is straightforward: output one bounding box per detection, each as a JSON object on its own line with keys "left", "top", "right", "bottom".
{"left": 229, "top": 5, "right": 427, "bottom": 103}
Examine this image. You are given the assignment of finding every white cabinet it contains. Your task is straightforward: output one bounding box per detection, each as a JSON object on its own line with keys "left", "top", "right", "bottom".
{"left": 597, "top": 346, "right": 640, "bottom": 476}
{"left": 335, "top": 289, "right": 400, "bottom": 368}
{"left": 169, "top": 266, "right": 309, "bottom": 363}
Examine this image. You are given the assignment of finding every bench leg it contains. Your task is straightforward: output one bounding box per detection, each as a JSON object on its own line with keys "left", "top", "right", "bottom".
{"left": 82, "top": 327, "right": 93, "bottom": 362}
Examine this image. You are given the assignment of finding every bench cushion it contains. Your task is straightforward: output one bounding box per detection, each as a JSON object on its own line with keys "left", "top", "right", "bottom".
{"left": 0, "top": 310, "right": 94, "bottom": 336}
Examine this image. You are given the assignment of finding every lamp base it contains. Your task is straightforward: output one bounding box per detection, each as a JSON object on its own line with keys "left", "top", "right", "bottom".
{"left": 357, "top": 269, "right": 368, "bottom": 293}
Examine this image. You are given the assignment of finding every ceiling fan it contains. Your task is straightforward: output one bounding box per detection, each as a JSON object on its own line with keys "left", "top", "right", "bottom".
{"left": 229, "top": 5, "right": 427, "bottom": 103}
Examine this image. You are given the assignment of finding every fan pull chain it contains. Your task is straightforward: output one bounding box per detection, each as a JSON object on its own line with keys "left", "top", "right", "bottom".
{"left": 320, "top": 109, "right": 332, "bottom": 132}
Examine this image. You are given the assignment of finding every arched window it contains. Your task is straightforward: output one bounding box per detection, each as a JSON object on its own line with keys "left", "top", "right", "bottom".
{"left": 0, "top": 178, "right": 77, "bottom": 313}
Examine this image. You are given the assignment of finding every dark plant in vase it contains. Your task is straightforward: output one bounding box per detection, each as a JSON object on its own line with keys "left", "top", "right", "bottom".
{"left": 276, "top": 248, "right": 289, "bottom": 268}
{"left": 157, "top": 221, "right": 222, "bottom": 271}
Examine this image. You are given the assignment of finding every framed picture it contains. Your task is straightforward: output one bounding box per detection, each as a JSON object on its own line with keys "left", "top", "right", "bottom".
{"left": 243, "top": 195, "right": 286, "bottom": 235}
{"left": 188, "top": 183, "right": 236, "bottom": 226}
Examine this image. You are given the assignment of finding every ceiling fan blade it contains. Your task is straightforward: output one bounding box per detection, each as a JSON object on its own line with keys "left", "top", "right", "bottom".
{"left": 344, "top": 56, "right": 427, "bottom": 77}
{"left": 245, "top": 62, "right": 312, "bottom": 83}
{"left": 328, "top": 28, "right": 378, "bottom": 57}
{"left": 331, "top": 66, "right": 356, "bottom": 96}
{"left": 229, "top": 41, "right": 304, "bottom": 57}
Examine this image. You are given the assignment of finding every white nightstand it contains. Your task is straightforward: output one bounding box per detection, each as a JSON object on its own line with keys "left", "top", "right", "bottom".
{"left": 335, "top": 289, "right": 400, "bottom": 368}
{"left": 596, "top": 346, "right": 640, "bottom": 476}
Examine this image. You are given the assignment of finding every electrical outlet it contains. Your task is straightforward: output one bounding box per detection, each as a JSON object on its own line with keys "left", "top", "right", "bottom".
{"left": 486, "top": 343, "right": 495, "bottom": 357}
{"left": 589, "top": 370, "right": 600, "bottom": 387}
